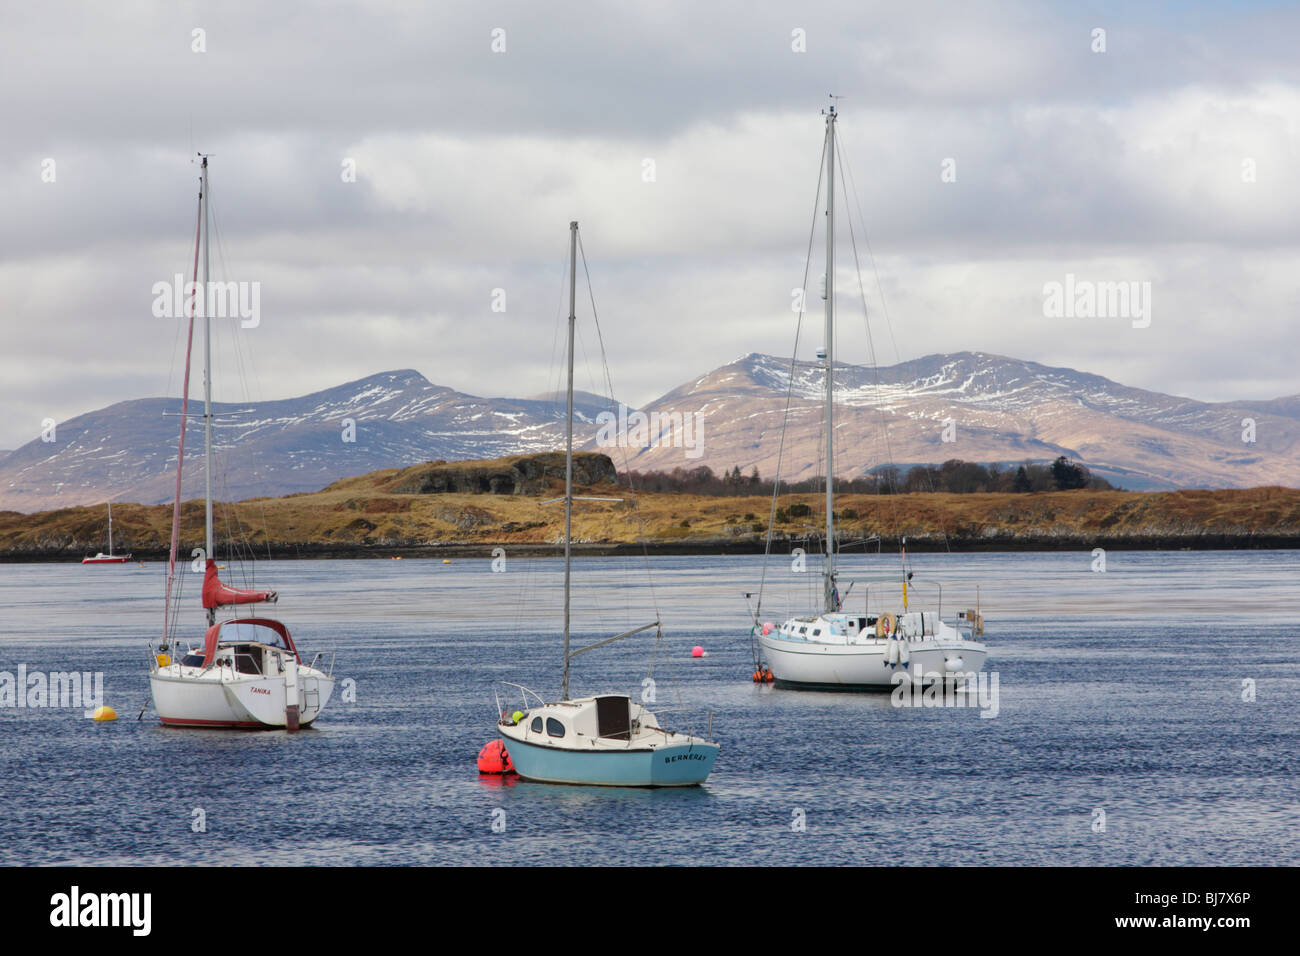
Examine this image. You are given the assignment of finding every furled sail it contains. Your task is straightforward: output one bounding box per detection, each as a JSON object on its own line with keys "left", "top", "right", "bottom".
{"left": 201, "top": 559, "right": 278, "bottom": 609}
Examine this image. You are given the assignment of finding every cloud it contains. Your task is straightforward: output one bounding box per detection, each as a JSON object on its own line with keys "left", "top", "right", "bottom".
{"left": 2, "top": 0, "right": 1298, "bottom": 452}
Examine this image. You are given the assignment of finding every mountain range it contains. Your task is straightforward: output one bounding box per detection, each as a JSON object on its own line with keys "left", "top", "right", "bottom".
{"left": 2, "top": 352, "right": 1296, "bottom": 512}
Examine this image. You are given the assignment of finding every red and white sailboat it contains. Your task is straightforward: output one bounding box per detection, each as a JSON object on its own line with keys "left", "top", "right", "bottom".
{"left": 148, "top": 156, "right": 334, "bottom": 730}
{"left": 82, "top": 502, "right": 132, "bottom": 563}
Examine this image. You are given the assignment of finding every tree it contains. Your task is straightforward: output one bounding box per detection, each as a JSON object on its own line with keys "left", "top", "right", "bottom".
{"left": 1050, "top": 456, "right": 1089, "bottom": 490}
{"left": 1012, "top": 465, "right": 1032, "bottom": 493}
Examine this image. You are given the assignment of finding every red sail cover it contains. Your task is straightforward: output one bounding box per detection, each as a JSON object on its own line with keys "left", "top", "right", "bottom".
{"left": 201, "top": 559, "right": 278, "bottom": 610}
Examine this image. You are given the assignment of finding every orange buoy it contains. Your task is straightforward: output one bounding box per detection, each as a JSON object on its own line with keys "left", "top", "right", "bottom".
{"left": 752, "top": 668, "right": 775, "bottom": 683}
{"left": 476, "top": 739, "right": 516, "bottom": 775}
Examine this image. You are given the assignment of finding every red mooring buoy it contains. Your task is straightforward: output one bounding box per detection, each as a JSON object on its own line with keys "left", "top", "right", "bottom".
{"left": 477, "top": 739, "right": 516, "bottom": 775}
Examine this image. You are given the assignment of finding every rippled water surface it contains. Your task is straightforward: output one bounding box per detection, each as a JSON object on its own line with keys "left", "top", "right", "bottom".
{"left": 1, "top": 550, "right": 1297, "bottom": 865}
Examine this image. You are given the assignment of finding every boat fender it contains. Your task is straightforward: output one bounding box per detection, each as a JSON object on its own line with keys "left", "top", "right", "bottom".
{"left": 477, "top": 739, "right": 516, "bottom": 775}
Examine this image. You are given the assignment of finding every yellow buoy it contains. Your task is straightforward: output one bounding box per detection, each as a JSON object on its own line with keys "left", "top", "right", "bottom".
{"left": 155, "top": 653, "right": 171, "bottom": 668}
{"left": 511, "top": 711, "right": 525, "bottom": 723}
{"left": 91, "top": 705, "right": 117, "bottom": 722}
{"left": 443, "top": 559, "right": 452, "bottom": 564}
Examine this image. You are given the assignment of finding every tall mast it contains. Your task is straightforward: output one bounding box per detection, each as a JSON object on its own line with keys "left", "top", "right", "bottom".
{"left": 823, "top": 104, "right": 837, "bottom": 613}
{"left": 201, "top": 155, "right": 214, "bottom": 623}
{"left": 561, "top": 220, "right": 577, "bottom": 700}
{"left": 107, "top": 502, "right": 113, "bottom": 557}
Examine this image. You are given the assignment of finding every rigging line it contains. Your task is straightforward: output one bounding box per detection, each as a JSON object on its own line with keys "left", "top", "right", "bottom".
{"left": 509, "top": 239, "right": 575, "bottom": 656}
{"left": 835, "top": 129, "right": 901, "bottom": 365}
{"left": 576, "top": 230, "right": 662, "bottom": 630}
{"left": 836, "top": 137, "right": 951, "bottom": 554}
{"left": 547, "top": 233, "right": 571, "bottom": 410}
{"left": 754, "top": 126, "right": 827, "bottom": 626}
{"left": 163, "top": 184, "right": 204, "bottom": 644}
{"left": 208, "top": 188, "right": 275, "bottom": 575}
{"left": 575, "top": 231, "right": 667, "bottom": 687}
{"left": 835, "top": 135, "right": 909, "bottom": 552}
{"left": 209, "top": 189, "right": 262, "bottom": 408}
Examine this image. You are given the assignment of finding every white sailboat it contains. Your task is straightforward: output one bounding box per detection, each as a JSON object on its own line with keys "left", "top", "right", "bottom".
{"left": 147, "top": 156, "right": 334, "bottom": 730}
{"left": 82, "top": 502, "right": 132, "bottom": 564}
{"left": 496, "top": 221, "right": 720, "bottom": 786}
{"left": 753, "top": 105, "right": 989, "bottom": 690}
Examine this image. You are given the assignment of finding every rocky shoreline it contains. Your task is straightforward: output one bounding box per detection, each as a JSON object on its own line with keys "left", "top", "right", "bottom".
{"left": 5, "top": 530, "right": 1299, "bottom": 562}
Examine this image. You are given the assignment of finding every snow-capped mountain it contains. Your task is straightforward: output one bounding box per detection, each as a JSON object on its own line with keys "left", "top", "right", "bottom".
{"left": 623, "top": 352, "right": 1300, "bottom": 490}
{"left": 0, "top": 370, "right": 616, "bottom": 512}
{"left": 2, "top": 352, "right": 1295, "bottom": 512}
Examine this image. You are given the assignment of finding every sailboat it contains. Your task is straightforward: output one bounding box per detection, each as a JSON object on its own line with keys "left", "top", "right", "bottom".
{"left": 495, "top": 221, "right": 720, "bottom": 786}
{"left": 82, "top": 502, "right": 132, "bottom": 563}
{"left": 752, "top": 105, "right": 989, "bottom": 689}
{"left": 147, "top": 156, "right": 335, "bottom": 730}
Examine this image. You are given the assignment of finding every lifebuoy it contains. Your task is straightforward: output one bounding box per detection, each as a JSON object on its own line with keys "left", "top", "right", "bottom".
{"left": 876, "top": 612, "right": 896, "bottom": 638}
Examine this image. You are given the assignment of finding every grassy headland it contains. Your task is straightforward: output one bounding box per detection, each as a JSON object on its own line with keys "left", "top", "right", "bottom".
{"left": 3, "top": 453, "right": 1299, "bottom": 561}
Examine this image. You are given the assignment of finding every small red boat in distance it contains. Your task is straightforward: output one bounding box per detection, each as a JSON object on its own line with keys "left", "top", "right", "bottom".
{"left": 82, "top": 553, "right": 132, "bottom": 564}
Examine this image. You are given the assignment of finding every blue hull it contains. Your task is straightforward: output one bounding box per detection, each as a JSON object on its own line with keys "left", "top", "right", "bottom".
{"left": 500, "top": 733, "right": 718, "bottom": 787}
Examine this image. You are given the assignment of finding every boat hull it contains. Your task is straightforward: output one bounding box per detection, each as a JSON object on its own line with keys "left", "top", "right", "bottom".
{"left": 82, "top": 555, "right": 131, "bottom": 564}
{"left": 760, "top": 634, "right": 987, "bottom": 690}
{"left": 499, "top": 733, "right": 719, "bottom": 787}
{"left": 150, "top": 669, "right": 333, "bottom": 729}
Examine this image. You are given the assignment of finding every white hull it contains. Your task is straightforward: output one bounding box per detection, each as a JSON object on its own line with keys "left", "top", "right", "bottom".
{"left": 761, "top": 635, "right": 986, "bottom": 688}
{"left": 150, "top": 666, "right": 333, "bottom": 729}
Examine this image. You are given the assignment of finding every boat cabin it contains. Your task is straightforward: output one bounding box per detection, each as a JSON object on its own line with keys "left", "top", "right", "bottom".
{"left": 514, "top": 695, "right": 659, "bottom": 746}
{"left": 179, "top": 618, "right": 301, "bottom": 673}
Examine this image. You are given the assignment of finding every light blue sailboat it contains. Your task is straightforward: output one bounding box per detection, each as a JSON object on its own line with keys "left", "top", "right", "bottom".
{"left": 495, "top": 221, "right": 719, "bottom": 788}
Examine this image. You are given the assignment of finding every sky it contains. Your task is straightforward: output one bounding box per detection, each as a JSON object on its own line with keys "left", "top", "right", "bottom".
{"left": 1, "top": 0, "right": 1297, "bottom": 452}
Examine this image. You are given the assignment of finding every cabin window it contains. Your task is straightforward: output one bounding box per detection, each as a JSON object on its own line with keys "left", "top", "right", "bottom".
{"left": 180, "top": 653, "right": 204, "bottom": 667}
{"left": 799, "top": 626, "right": 808, "bottom": 635}
{"left": 530, "top": 716, "right": 543, "bottom": 733}
{"left": 232, "top": 645, "right": 263, "bottom": 675}
{"left": 812, "top": 629, "right": 822, "bottom": 637}
{"left": 546, "top": 718, "right": 566, "bottom": 738}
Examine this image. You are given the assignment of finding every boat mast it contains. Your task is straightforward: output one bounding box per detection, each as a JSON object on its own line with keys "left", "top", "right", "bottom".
{"left": 107, "top": 502, "right": 113, "bottom": 557}
{"left": 561, "top": 220, "right": 577, "bottom": 700}
{"left": 823, "top": 103, "right": 837, "bottom": 613}
{"left": 201, "top": 156, "right": 215, "bottom": 624}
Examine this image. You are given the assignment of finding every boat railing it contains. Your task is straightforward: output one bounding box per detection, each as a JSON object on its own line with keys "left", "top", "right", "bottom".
{"left": 641, "top": 705, "right": 715, "bottom": 741}
{"left": 308, "top": 651, "right": 336, "bottom": 678}
{"left": 855, "top": 578, "right": 943, "bottom": 618}
{"left": 495, "top": 681, "right": 548, "bottom": 716}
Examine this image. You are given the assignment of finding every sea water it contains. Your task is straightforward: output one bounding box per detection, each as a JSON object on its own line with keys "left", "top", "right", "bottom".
{"left": 0, "top": 550, "right": 1296, "bottom": 865}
